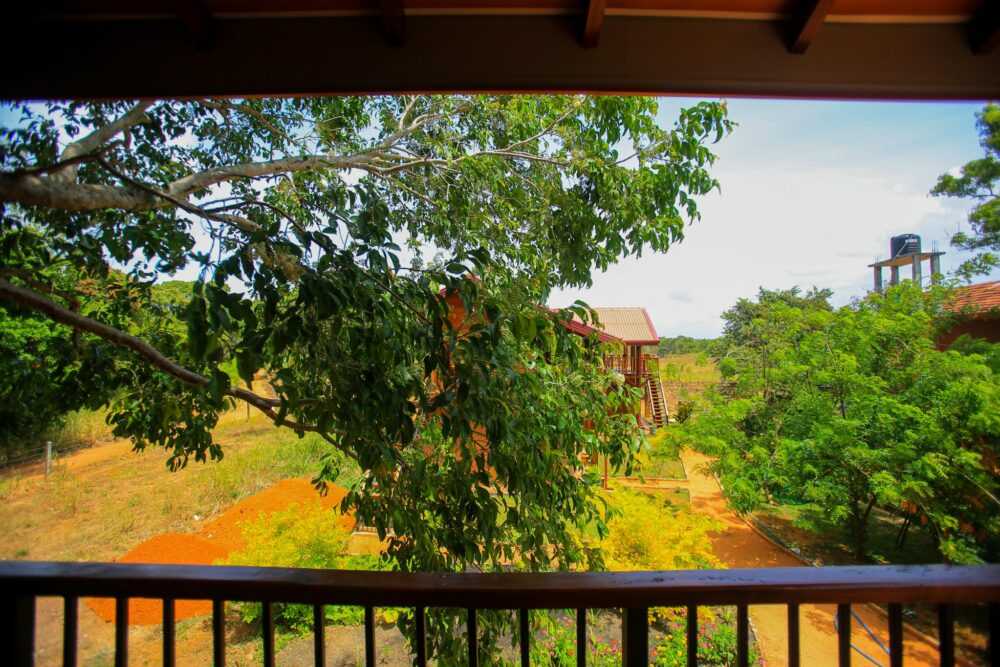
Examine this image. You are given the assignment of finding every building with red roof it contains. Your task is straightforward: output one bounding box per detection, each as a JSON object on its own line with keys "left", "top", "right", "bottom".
{"left": 939, "top": 281, "right": 1000, "bottom": 348}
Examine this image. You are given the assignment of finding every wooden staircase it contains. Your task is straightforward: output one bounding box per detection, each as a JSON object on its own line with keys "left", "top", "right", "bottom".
{"left": 644, "top": 374, "right": 668, "bottom": 430}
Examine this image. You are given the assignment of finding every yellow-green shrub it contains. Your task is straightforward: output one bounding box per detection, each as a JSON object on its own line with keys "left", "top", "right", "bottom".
{"left": 221, "top": 500, "right": 364, "bottom": 633}
{"left": 597, "top": 487, "right": 723, "bottom": 625}
{"left": 600, "top": 487, "right": 721, "bottom": 571}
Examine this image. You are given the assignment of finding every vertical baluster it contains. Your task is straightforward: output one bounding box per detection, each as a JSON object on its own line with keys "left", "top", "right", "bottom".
{"left": 414, "top": 607, "right": 427, "bottom": 667}
{"left": 467, "top": 608, "right": 478, "bottom": 667}
{"left": 837, "top": 603, "right": 851, "bottom": 667}
{"left": 576, "top": 608, "right": 586, "bottom": 667}
{"left": 63, "top": 595, "right": 78, "bottom": 667}
{"left": 938, "top": 603, "right": 954, "bottom": 667}
{"left": 737, "top": 604, "right": 749, "bottom": 667}
{"left": 313, "top": 605, "right": 325, "bottom": 667}
{"left": 888, "top": 603, "right": 902, "bottom": 667}
{"left": 519, "top": 608, "right": 530, "bottom": 667}
{"left": 687, "top": 605, "right": 698, "bottom": 667}
{"left": 365, "top": 606, "right": 375, "bottom": 667}
{"left": 622, "top": 608, "right": 648, "bottom": 667}
{"left": 989, "top": 603, "right": 998, "bottom": 667}
{"left": 115, "top": 597, "right": 129, "bottom": 667}
{"left": 163, "top": 599, "right": 176, "bottom": 667}
{"left": 6, "top": 595, "right": 36, "bottom": 667}
{"left": 262, "top": 602, "right": 275, "bottom": 667}
{"left": 788, "top": 604, "right": 800, "bottom": 667}
{"left": 213, "top": 599, "right": 225, "bottom": 667}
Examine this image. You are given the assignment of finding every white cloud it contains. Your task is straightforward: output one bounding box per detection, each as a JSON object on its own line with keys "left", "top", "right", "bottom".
{"left": 550, "top": 99, "right": 997, "bottom": 338}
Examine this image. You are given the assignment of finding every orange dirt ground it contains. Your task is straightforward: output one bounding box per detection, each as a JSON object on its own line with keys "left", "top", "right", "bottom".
{"left": 671, "top": 449, "right": 945, "bottom": 667}
{"left": 86, "top": 478, "right": 353, "bottom": 626}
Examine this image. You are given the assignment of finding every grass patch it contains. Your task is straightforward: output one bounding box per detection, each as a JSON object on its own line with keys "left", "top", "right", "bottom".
{"left": 53, "top": 409, "right": 115, "bottom": 450}
{"left": 633, "top": 430, "right": 685, "bottom": 479}
{"left": 657, "top": 353, "right": 720, "bottom": 384}
{"left": 754, "top": 502, "right": 940, "bottom": 566}
{"left": 0, "top": 411, "right": 358, "bottom": 562}
{"left": 635, "top": 454, "right": 686, "bottom": 480}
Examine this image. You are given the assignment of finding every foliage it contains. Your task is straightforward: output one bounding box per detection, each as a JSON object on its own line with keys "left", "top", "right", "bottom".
{"left": 532, "top": 608, "right": 758, "bottom": 667}
{"left": 675, "top": 399, "right": 695, "bottom": 424}
{"left": 931, "top": 103, "right": 1000, "bottom": 278}
{"left": 656, "top": 335, "right": 716, "bottom": 356}
{"left": 597, "top": 487, "right": 721, "bottom": 571}
{"left": 679, "top": 283, "right": 1000, "bottom": 562}
{"left": 0, "top": 95, "right": 730, "bottom": 660}
{"left": 948, "top": 334, "right": 1000, "bottom": 374}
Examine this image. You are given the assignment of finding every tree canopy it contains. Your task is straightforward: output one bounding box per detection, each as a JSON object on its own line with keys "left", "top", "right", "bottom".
{"left": 0, "top": 96, "right": 732, "bottom": 587}
{"left": 931, "top": 102, "right": 1000, "bottom": 279}
{"left": 681, "top": 284, "right": 999, "bottom": 563}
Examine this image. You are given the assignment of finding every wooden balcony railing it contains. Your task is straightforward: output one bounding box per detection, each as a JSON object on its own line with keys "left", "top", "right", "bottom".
{"left": 1, "top": 562, "right": 997, "bottom": 667}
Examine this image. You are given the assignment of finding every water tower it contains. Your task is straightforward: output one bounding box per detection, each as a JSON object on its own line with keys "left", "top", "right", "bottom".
{"left": 868, "top": 234, "right": 944, "bottom": 293}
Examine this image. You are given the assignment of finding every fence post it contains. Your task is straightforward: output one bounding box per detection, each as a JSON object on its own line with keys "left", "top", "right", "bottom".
{"left": 45, "top": 441, "right": 52, "bottom": 479}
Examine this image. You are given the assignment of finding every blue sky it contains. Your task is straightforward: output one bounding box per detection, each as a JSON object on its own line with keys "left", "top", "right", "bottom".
{"left": 551, "top": 98, "right": 996, "bottom": 338}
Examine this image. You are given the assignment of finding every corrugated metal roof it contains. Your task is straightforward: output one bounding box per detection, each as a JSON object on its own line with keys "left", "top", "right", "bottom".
{"left": 948, "top": 281, "right": 1000, "bottom": 317}
{"left": 572, "top": 307, "right": 659, "bottom": 345}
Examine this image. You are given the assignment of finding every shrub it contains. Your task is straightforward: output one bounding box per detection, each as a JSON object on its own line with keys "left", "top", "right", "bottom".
{"left": 221, "top": 500, "right": 373, "bottom": 633}
{"left": 600, "top": 488, "right": 722, "bottom": 572}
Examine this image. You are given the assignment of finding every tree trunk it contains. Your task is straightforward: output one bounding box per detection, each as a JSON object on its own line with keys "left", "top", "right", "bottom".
{"left": 895, "top": 517, "right": 911, "bottom": 550}
{"left": 849, "top": 495, "right": 876, "bottom": 560}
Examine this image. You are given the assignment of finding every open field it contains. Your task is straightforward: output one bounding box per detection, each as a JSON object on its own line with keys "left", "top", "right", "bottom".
{"left": 657, "top": 353, "right": 720, "bottom": 413}
{"left": 657, "top": 353, "right": 720, "bottom": 384}
{"left": 0, "top": 410, "right": 352, "bottom": 562}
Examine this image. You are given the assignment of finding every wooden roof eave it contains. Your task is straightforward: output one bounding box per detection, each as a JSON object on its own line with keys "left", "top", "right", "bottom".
{"left": 4, "top": 1, "right": 1000, "bottom": 100}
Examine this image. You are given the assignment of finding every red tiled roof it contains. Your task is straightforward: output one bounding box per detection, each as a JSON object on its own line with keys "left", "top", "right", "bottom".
{"left": 947, "top": 281, "right": 1000, "bottom": 318}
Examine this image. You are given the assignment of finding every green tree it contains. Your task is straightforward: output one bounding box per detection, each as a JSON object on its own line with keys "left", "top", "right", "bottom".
{"left": 656, "top": 335, "right": 715, "bottom": 356}
{"left": 931, "top": 103, "right": 1000, "bottom": 279}
{"left": 0, "top": 96, "right": 731, "bottom": 659}
{"left": 682, "top": 283, "right": 999, "bottom": 562}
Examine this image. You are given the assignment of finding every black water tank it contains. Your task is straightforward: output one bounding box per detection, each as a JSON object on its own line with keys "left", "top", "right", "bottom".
{"left": 890, "top": 234, "right": 921, "bottom": 259}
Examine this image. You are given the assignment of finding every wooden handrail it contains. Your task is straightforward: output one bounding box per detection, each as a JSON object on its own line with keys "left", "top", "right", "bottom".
{"left": 2, "top": 562, "right": 998, "bottom": 608}
{"left": 3, "top": 562, "right": 998, "bottom": 667}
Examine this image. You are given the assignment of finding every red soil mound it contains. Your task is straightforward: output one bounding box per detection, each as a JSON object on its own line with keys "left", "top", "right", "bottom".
{"left": 199, "top": 478, "right": 353, "bottom": 552}
{"left": 86, "top": 533, "right": 229, "bottom": 625}
{"left": 87, "top": 478, "right": 352, "bottom": 626}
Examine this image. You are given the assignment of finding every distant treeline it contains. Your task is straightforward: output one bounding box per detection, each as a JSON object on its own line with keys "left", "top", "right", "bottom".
{"left": 655, "top": 336, "right": 717, "bottom": 356}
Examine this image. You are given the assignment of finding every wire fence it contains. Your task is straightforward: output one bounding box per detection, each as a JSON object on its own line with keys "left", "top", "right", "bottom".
{"left": 0, "top": 436, "right": 115, "bottom": 471}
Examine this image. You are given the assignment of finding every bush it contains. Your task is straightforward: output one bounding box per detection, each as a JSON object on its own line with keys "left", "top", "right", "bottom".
{"left": 675, "top": 400, "right": 695, "bottom": 424}
{"left": 221, "top": 500, "right": 383, "bottom": 633}
{"left": 600, "top": 488, "right": 721, "bottom": 572}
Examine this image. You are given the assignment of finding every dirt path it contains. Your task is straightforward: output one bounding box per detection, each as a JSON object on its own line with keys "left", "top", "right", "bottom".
{"left": 666, "top": 449, "right": 940, "bottom": 667}
{"left": 8, "top": 409, "right": 260, "bottom": 490}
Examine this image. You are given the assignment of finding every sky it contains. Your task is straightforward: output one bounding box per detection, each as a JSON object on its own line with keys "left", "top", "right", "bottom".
{"left": 549, "top": 98, "right": 997, "bottom": 339}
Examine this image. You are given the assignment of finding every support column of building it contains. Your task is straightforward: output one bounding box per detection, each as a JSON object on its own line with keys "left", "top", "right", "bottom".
{"left": 873, "top": 267, "right": 883, "bottom": 293}
{"left": 890, "top": 266, "right": 899, "bottom": 286}
{"left": 930, "top": 254, "right": 942, "bottom": 283}
{"left": 912, "top": 254, "right": 922, "bottom": 286}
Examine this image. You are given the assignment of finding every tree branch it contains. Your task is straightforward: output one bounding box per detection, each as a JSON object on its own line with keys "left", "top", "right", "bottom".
{"left": 56, "top": 102, "right": 154, "bottom": 183}
{"left": 0, "top": 277, "right": 357, "bottom": 461}
{"left": 96, "top": 157, "right": 263, "bottom": 234}
{"left": 200, "top": 99, "right": 297, "bottom": 145}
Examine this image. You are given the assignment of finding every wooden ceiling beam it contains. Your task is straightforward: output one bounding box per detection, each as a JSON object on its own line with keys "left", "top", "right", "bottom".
{"left": 789, "top": 0, "right": 835, "bottom": 54}
{"left": 969, "top": 1, "right": 1000, "bottom": 55}
{"left": 175, "top": 0, "right": 214, "bottom": 51}
{"left": 582, "top": 0, "right": 607, "bottom": 49}
{"left": 380, "top": 0, "right": 405, "bottom": 47}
